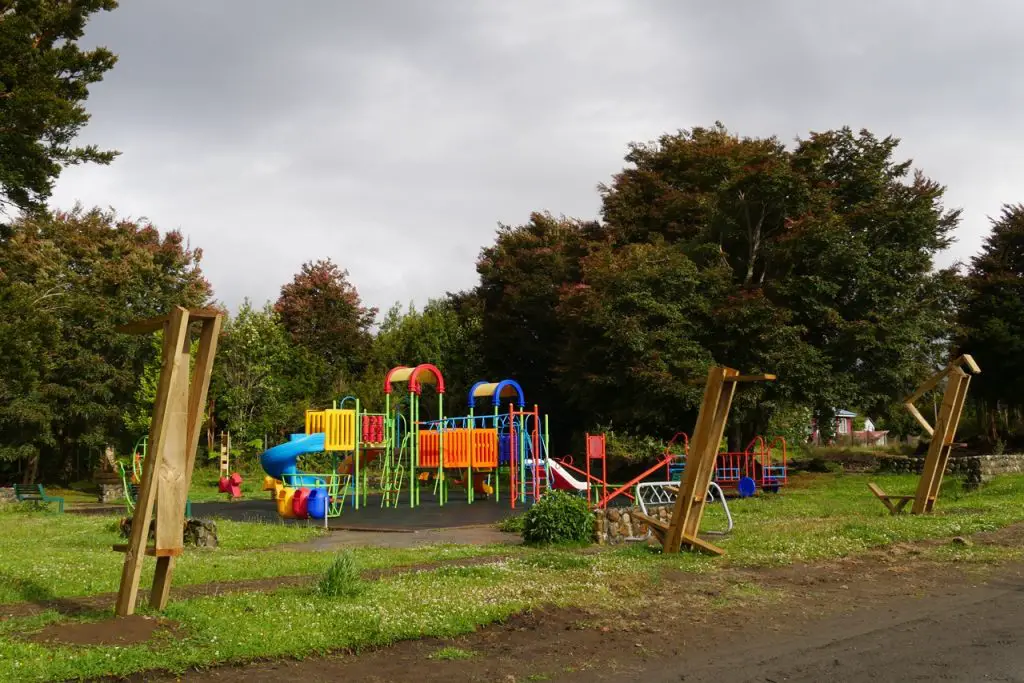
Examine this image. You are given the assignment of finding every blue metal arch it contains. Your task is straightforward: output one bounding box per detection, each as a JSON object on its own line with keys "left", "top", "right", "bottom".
{"left": 491, "top": 379, "right": 525, "bottom": 408}
{"left": 468, "top": 381, "right": 490, "bottom": 408}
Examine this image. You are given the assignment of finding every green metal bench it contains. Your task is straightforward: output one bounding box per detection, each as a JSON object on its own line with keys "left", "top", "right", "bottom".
{"left": 13, "top": 484, "right": 64, "bottom": 513}
{"left": 124, "top": 482, "right": 191, "bottom": 518}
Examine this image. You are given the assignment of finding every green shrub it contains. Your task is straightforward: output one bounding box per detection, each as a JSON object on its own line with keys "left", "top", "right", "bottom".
{"left": 318, "top": 550, "right": 363, "bottom": 597}
{"left": 522, "top": 490, "right": 594, "bottom": 545}
{"left": 497, "top": 514, "right": 525, "bottom": 533}
{"left": 602, "top": 428, "right": 667, "bottom": 466}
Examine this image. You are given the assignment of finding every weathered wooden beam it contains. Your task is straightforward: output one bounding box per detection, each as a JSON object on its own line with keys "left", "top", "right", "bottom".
{"left": 115, "top": 306, "right": 190, "bottom": 617}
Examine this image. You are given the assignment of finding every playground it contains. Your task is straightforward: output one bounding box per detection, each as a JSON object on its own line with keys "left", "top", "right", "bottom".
{"left": 2, "top": 312, "right": 1020, "bottom": 682}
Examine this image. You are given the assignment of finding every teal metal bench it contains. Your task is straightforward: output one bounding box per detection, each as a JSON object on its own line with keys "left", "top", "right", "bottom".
{"left": 13, "top": 484, "right": 64, "bottom": 513}
{"left": 124, "top": 483, "right": 192, "bottom": 518}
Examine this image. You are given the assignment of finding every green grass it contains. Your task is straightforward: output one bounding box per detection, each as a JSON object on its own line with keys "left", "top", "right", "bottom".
{"left": 696, "top": 472, "right": 1024, "bottom": 567}
{"left": 5, "top": 472, "right": 1024, "bottom": 681}
{"left": 428, "top": 646, "right": 477, "bottom": 661}
{"left": 0, "top": 507, "right": 513, "bottom": 605}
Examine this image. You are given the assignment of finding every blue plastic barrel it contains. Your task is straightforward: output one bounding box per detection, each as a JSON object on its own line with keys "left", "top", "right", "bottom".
{"left": 307, "top": 488, "right": 328, "bottom": 519}
{"left": 738, "top": 476, "right": 757, "bottom": 498}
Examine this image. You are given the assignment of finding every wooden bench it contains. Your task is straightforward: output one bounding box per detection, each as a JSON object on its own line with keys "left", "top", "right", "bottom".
{"left": 13, "top": 484, "right": 64, "bottom": 513}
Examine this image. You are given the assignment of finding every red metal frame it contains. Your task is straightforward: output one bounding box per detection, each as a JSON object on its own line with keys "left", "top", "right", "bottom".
{"left": 713, "top": 436, "right": 788, "bottom": 491}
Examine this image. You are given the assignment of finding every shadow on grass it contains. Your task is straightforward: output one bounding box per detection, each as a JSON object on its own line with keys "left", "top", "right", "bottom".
{"left": 0, "top": 571, "right": 113, "bottom": 618}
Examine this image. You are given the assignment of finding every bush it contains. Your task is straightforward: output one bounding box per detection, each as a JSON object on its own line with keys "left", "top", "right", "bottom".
{"left": 522, "top": 490, "right": 594, "bottom": 545}
{"left": 497, "top": 513, "right": 525, "bottom": 533}
{"left": 318, "top": 551, "right": 363, "bottom": 597}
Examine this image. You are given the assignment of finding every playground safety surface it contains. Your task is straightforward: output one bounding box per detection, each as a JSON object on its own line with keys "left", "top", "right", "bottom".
{"left": 190, "top": 490, "right": 527, "bottom": 531}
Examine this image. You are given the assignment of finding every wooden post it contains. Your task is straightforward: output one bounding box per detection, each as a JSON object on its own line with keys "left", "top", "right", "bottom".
{"left": 113, "top": 307, "right": 222, "bottom": 616}
{"left": 636, "top": 367, "right": 774, "bottom": 556}
{"left": 868, "top": 355, "right": 980, "bottom": 516}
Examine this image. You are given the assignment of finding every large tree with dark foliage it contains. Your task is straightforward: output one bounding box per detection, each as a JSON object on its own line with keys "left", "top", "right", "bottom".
{"left": 0, "top": 0, "right": 119, "bottom": 212}
{"left": 478, "top": 124, "right": 962, "bottom": 449}
{"left": 958, "top": 204, "right": 1024, "bottom": 443}
{"left": 274, "top": 259, "right": 377, "bottom": 399}
{"left": 0, "top": 207, "right": 210, "bottom": 482}
{"left": 475, "top": 213, "right": 602, "bottom": 447}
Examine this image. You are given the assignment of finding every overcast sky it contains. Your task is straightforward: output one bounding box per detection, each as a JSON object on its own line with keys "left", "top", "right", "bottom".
{"left": 50, "top": 0, "right": 1024, "bottom": 317}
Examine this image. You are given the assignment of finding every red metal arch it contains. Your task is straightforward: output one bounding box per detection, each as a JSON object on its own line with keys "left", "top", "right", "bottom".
{"left": 409, "top": 363, "right": 445, "bottom": 395}
{"left": 383, "top": 366, "right": 410, "bottom": 395}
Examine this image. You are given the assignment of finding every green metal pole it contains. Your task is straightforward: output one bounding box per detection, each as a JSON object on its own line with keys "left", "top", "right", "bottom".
{"left": 357, "top": 398, "right": 365, "bottom": 508}
{"left": 410, "top": 391, "right": 417, "bottom": 508}
{"left": 438, "top": 392, "right": 445, "bottom": 506}
{"left": 468, "top": 406, "right": 475, "bottom": 505}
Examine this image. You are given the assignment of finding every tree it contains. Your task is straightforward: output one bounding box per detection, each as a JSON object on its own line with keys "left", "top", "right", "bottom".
{"left": 0, "top": 0, "right": 120, "bottom": 212}
{"left": 597, "top": 124, "right": 962, "bottom": 439}
{"left": 476, "top": 212, "right": 602, "bottom": 445}
{"left": 210, "top": 300, "right": 318, "bottom": 453}
{"left": 0, "top": 206, "right": 210, "bottom": 481}
{"left": 363, "top": 294, "right": 484, "bottom": 416}
{"left": 958, "top": 204, "right": 1024, "bottom": 443}
{"left": 274, "top": 259, "right": 376, "bottom": 398}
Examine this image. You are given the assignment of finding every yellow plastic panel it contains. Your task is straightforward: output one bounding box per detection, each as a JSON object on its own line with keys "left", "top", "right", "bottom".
{"left": 305, "top": 410, "right": 326, "bottom": 435}
{"left": 324, "top": 409, "right": 356, "bottom": 451}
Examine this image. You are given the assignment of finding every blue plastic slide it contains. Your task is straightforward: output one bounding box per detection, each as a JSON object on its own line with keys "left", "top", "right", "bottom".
{"left": 260, "top": 432, "right": 328, "bottom": 487}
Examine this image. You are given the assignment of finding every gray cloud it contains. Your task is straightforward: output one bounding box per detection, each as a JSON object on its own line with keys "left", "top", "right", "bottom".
{"left": 51, "top": 0, "right": 1024, "bottom": 315}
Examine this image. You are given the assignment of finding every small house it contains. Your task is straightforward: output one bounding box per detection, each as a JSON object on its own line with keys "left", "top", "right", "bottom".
{"left": 811, "top": 409, "right": 888, "bottom": 446}
{"left": 810, "top": 409, "right": 856, "bottom": 444}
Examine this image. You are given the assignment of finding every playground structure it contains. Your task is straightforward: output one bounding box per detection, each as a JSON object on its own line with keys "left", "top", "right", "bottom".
{"left": 216, "top": 432, "right": 243, "bottom": 499}
{"left": 259, "top": 366, "right": 571, "bottom": 521}
{"left": 634, "top": 366, "right": 776, "bottom": 555}
{"left": 869, "top": 354, "right": 981, "bottom": 515}
{"left": 258, "top": 359, "right": 790, "bottom": 527}
{"left": 113, "top": 306, "right": 223, "bottom": 617}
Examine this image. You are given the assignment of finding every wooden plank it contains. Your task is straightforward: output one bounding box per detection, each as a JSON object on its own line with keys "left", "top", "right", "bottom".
{"left": 904, "top": 402, "right": 934, "bottom": 437}
{"left": 680, "top": 534, "right": 725, "bottom": 556}
{"left": 728, "top": 374, "right": 777, "bottom": 382}
{"left": 665, "top": 367, "right": 728, "bottom": 553}
{"left": 867, "top": 482, "right": 889, "bottom": 500}
{"left": 903, "top": 365, "right": 952, "bottom": 406}
{"left": 680, "top": 370, "right": 739, "bottom": 544}
{"left": 115, "top": 306, "right": 190, "bottom": 617}
{"left": 957, "top": 354, "right": 981, "bottom": 375}
{"left": 914, "top": 368, "right": 971, "bottom": 514}
{"left": 115, "top": 314, "right": 170, "bottom": 335}
{"left": 632, "top": 510, "right": 669, "bottom": 532}
{"left": 150, "top": 313, "right": 222, "bottom": 611}
{"left": 115, "top": 307, "right": 222, "bottom": 335}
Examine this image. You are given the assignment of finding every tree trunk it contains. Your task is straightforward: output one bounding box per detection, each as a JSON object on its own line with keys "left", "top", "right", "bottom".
{"left": 22, "top": 454, "right": 39, "bottom": 485}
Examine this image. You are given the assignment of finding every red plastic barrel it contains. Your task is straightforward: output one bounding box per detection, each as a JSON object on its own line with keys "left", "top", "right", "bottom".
{"left": 292, "top": 487, "right": 311, "bottom": 518}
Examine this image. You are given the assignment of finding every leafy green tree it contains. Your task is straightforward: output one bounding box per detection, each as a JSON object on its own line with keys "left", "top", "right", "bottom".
{"left": 597, "top": 124, "right": 962, "bottom": 441}
{"left": 958, "top": 204, "right": 1024, "bottom": 443}
{"left": 362, "top": 294, "right": 484, "bottom": 416}
{"left": 0, "top": 0, "right": 120, "bottom": 212}
{"left": 274, "top": 259, "right": 377, "bottom": 400}
{"left": 0, "top": 206, "right": 210, "bottom": 482}
{"left": 210, "top": 300, "right": 318, "bottom": 453}
{"left": 476, "top": 212, "right": 602, "bottom": 442}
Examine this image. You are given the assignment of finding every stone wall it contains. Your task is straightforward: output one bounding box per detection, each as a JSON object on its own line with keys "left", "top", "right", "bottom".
{"left": 594, "top": 504, "right": 672, "bottom": 545}
{"left": 877, "top": 453, "right": 1024, "bottom": 487}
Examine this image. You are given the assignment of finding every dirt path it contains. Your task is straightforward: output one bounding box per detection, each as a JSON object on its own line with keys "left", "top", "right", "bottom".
{"left": 127, "top": 525, "right": 1024, "bottom": 682}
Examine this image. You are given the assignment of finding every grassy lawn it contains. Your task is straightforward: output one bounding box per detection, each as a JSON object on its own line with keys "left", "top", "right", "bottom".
{"left": 4, "top": 472, "right": 1024, "bottom": 681}
{"left": 0, "top": 509, "right": 513, "bottom": 605}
